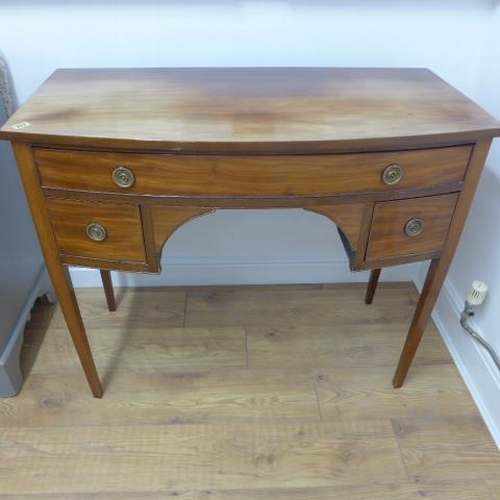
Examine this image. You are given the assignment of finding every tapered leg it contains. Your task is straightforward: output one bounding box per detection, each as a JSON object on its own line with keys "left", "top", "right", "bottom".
{"left": 392, "top": 258, "right": 441, "bottom": 388}
{"left": 100, "top": 270, "right": 117, "bottom": 312}
{"left": 12, "top": 143, "right": 103, "bottom": 398}
{"left": 392, "top": 141, "right": 495, "bottom": 387}
{"left": 365, "top": 268, "right": 381, "bottom": 304}
{"left": 52, "top": 266, "right": 103, "bottom": 397}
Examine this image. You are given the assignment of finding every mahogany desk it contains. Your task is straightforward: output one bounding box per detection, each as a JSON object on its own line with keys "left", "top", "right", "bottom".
{"left": 1, "top": 68, "right": 499, "bottom": 398}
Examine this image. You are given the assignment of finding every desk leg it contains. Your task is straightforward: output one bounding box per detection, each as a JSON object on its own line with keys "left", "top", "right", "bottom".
{"left": 393, "top": 258, "right": 441, "bottom": 387}
{"left": 100, "top": 270, "right": 117, "bottom": 312}
{"left": 392, "top": 140, "right": 493, "bottom": 387}
{"left": 13, "top": 142, "right": 103, "bottom": 398}
{"left": 53, "top": 266, "right": 103, "bottom": 398}
{"left": 365, "top": 268, "right": 381, "bottom": 304}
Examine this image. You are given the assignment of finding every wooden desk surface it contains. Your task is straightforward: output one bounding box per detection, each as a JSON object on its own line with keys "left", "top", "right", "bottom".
{"left": 1, "top": 68, "right": 499, "bottom": 152}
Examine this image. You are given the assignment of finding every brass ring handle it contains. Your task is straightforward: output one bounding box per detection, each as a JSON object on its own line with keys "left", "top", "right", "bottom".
{"left": 404, "top": 218, "right": 425, "bottom": 237}
{"left": 86, "top": 222, "right": 107, "bottom": 242}
{"left": 382, "top": 164, "right": 405, "bottom": 186}
{"left": 112, "top": 166, "right": 135, "bottom": 189}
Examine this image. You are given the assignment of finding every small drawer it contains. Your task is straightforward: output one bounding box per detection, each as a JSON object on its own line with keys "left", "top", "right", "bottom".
{"left": 46, "top": 198, "right": 146, "bottom": 262}
{"left": 366, "top": 193, "right": 459, "bottom": 261}
{"left": 34, "top": 146, "right": 471, "bottom": 197}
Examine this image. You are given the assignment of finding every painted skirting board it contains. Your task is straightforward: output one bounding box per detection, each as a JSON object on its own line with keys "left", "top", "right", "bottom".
{"left": 415, "top": 263, "right": 500, "bottom": 449}
{"left": 69, "top": 253, "right": 419, "bottom": 288}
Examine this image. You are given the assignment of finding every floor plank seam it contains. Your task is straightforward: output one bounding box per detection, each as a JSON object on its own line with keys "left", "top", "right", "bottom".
{"left": 484, "top": 479, "right": 497, "bottom": 500}
{"left": 244, "top": 326, "right": 249, "bottom": 369}
{"left": 312, "top": 369, "right": 324, "bottom": 421}
{"left": 389, "top": 417, "right": 413, "bottom": 484}
{"left": 182, "top": 291, "right": 188, "bottom": 328}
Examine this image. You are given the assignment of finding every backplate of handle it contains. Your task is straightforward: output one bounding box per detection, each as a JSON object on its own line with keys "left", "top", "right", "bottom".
{"left": 382, "top": 164, "right": 405, "bottom": 186}
{"left": 404, "top": 217, "right": 424, "bottom": 237}
{"left": 86, "top": 222, "right": 107, "bottom": 242}
{"left": 112, "top": 166, "right": 135, "bottom": 188}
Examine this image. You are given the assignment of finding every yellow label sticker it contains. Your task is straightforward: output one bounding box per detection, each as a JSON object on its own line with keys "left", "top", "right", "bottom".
{"left": 11, "top": 121, "right": 31, "bottom": 130}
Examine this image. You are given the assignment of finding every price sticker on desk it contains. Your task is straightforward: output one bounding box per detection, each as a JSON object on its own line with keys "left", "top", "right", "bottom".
{"left": 11, "top": 121, "right": 31, "bottom": 130}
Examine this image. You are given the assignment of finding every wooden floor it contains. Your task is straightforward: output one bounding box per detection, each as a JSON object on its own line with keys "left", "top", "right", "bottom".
{"left": 1, "top": 283, "right": 499, "bottom": 499}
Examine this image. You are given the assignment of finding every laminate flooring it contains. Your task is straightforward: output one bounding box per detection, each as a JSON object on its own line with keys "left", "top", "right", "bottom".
{"left": 1, "top": 283, "right": 499, "bottom": 499}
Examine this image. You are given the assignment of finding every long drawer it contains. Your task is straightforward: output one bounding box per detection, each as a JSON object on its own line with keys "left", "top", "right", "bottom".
{"left": 34, "top": 146, "right": 471, "bottom": 197}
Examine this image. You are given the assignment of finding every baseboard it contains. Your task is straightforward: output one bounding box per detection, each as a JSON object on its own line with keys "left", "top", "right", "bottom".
{"left": 414, "top": 267, "right": 500, "bottom": 448}
{"left": 0, "top": 265, "right": 54, "bottom": 397}
{"left": 69, "top": 253, "right": 419, "bottom": 288}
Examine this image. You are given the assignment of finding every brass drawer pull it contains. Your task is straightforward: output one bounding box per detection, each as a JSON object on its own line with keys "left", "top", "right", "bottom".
{"left": 112, "top": 166, "right": 135, "bottom": 188}
{"left": 382, "top": 164, "right": 405, "bottom": 185}
{"left": 86, "top": 222, "right": 107, "bottom": 242}
{"left": 404, "top": 217, "right": 424, "bottom": 237}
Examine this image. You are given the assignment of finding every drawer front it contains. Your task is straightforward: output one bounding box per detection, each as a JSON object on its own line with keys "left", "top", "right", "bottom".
{"left": 34, "top": 146, "right": 471, "bottom": 197}
{"left": 46, "top": 198, "right": 146, "bottom": 262}
{"left": 366, "top": 193, "right": 459, "bottom": 261}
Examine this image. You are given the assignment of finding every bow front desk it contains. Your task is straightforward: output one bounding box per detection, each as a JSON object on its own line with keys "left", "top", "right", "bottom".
{"left": 1, "top": 68, "right": 499, "bottom": 398}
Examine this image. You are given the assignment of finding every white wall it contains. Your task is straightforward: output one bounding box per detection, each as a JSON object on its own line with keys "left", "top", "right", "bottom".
{"left": 450, "top": 2, "right": 500, "bottom": 353}
{"left": 0, "top": 0, "right": 494, "bottom": 286}
{"left": 415, "top": 3, "right": 500, "bottom": 445}
{"left": 452, "top": 3, "right": 500, "bottom": 339}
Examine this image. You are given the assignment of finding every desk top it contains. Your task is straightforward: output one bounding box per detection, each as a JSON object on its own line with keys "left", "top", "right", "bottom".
{"left": 1, "top": 68, "right": 499, "bottom": 152}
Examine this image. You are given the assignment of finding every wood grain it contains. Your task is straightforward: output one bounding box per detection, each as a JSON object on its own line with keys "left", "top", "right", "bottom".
{"left": 23, "top": 326, "right": 248, "bottom": 375}
{"left": 365, "top": 267, "right": 381, "bottom": 303}
{"left": 0, "top": 421, "right": 406, "bottom": 495}
{"left": 487, "top": 480, "right": 500, "bottom": 500}
{"left": 366, "top": 193, "right": 458, "bottom": 261}
{"left": 185, "top": 283, "right": 421, "bottom": 328}
{"left": 2, "top": 368, "right": 320, "bottom": 428}
{"left": 66, "top": 287, "right": 186, "bottom": 329}
{"left": 247, "top": 323, "right": 451, "bottom": 370}
{"left": 11, "top": 142, "right": 103, "bottom": 398}
{"left": 2, "top": 68, "right": 499, "bottom": 151}
{"left": 34, "top": 146, "right": 471, "bottom": 196}
{"left": 0, "top": 482, "right": 493, "bottom": 500}
{"left": 3, "top": 68, "right": 500, "bottom": 397}
{"left": 1, "top": 284, "right": 498, "bottom": 497}
{"left": 151, "top": 206, "right": 214, "bottom": 254}
{"left": 99, "top": 270, "right": 117, "bottom": 311}
{"left": 315, "top": 364, "right": 480, "bottom": 421}
{"left": 392, "top": 139, "right": 493, "bottom": 388}
{"left": 46, "top": 197, "right": 146, "bottom": 262}
{"left": 1, "top": 65, "right": 499, "bottom": 495}
{"left": 306, "top": 203, "right": 365, "bottom": 249}
{"left": 393, "top": 416, "right": 500, "bottom": 482}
